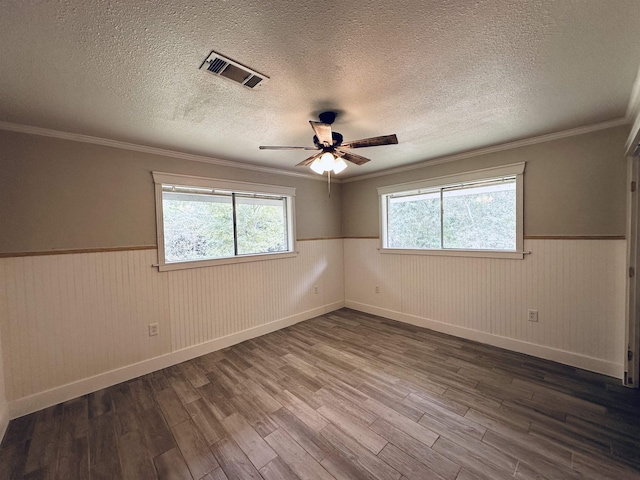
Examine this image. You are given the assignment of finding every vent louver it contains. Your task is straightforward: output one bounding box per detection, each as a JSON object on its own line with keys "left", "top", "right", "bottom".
{"left": 207, "top": 57, "right": 227, "bottom": 74}
{"left": 199, "top": 51, "right": 268, "bottom": 90}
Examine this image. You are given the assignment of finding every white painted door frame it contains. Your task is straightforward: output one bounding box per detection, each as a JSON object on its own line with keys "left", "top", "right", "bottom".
{"left": 625, "top": 124, "right": 640, "bottom": 388}
{"left": 625, "top": 155, "right": 639, "bottom": 387}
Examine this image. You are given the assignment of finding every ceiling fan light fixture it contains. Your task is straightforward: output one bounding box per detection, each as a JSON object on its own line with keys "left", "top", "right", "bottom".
{"left": 310, "top": 152, "right": 349, "bottom": 175}
{"left": 319, "top": 152, "right": 336, "bottom": 171}
{"left": 310, "top": 158, "right": 325, "bottom": 174}
{"left": 333, "top": 156, "right": 348, "bottom": 174}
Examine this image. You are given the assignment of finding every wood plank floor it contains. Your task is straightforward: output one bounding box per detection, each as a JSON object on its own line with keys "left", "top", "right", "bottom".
{"left": 1, "top": 308, "right": 639, "bottom": 479}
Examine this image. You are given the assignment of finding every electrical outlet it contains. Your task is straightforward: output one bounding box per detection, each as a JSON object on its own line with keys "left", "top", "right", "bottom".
{"left": 149, "top": 323, "right": 159, "bottom": 336}
{"left": 314, "top": 285, "right": 319, "bottom": 294}
{"left": 375, "top": 285, "right": 380, "bottom": 293}
{"left": 527, "top": 310, "right": 538, "bottom": 322}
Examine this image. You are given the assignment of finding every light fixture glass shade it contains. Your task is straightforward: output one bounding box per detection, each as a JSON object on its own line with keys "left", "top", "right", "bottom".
{"left": 319, "top": 152, "right": 335, "bottom": 171}
{"left": 309, "top": 152, "right": 348, "bottom": 175}
{"left": 310, "top": 158, "right": 324, "bottom": 174}
{"left": 333, "top": 157, "right": 348, "bottom": 174}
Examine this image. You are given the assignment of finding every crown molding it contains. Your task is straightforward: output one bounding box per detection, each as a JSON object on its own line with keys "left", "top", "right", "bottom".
{"left": 626, "top": 65, "right": 640, "bottom": 121}
{"left": 342, "top": 117, "right": 630, "bottom": 183}
{"left": 625, "top": 65, "right": 640, "bottom": 156}
{"left": 0, "top": 121, "right": 336, "bottom": 183}
{"left": 1, "top": 118, "right": 628, "bottom": 184}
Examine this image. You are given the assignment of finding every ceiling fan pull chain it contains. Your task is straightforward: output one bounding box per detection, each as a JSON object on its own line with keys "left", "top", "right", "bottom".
{"left": 328, "top": 170, "right": 331, "bottom": 198}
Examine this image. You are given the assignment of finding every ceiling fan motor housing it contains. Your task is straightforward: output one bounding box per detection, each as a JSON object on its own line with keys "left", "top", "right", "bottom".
{"left": 318, "top": 111, "right": 337, "bottom": 124}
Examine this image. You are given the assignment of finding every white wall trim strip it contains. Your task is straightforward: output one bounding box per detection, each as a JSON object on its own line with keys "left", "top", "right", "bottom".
{"left": 0, "top": 121, "right": 330, "bottom": 182}
{"left": 344, "top": 118, "right": 629, "bottom": 183}
{"left": 8, "top": 302, "right": 344, "bottom": 419}
{"left": 346, "top": 301, "right": 623, "bottom": 378}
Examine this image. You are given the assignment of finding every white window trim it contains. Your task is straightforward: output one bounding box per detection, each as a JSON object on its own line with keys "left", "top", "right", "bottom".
{"left": 378, "top": 162, "right": 526, "bottom": 259}
{"left": 152, "top": 172, "right": 296, "bottom": 271}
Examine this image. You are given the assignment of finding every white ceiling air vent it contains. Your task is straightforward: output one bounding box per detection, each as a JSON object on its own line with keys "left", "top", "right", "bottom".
{"left": 199, "top": 51, "right": 268, "bottom": 90}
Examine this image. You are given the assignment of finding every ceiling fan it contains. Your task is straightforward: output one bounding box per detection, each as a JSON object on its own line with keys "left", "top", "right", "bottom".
{"left": 259, "top": 111, "right": 398, "bottom": 175}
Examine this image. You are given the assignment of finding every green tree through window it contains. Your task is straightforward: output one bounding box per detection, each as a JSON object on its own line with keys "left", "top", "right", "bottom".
{"left": 385, "top": 180, "right": 516, "bottom": 251}
{"left": 162, "top": 192, "right": 289, "bottom": 263}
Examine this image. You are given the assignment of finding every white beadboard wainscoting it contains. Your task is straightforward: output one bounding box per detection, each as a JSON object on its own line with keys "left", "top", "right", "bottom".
{"left": 0, "top": 236, "right": 629, "bottom": 427}
{"left": 0, "top": 239, "right": 344, "bottom": 418}
{"left": 344, "top": 238, "right": 627, "bottom": 378}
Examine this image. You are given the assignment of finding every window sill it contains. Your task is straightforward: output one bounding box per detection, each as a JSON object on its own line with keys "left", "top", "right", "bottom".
{"left": 156, "top": 251, "right": 298, "bottom": 271}
{"left": 379, "top": 248, "right": 526, "bottom": 260}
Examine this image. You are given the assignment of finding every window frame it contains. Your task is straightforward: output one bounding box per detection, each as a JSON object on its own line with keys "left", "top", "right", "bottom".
{"left": 152, "top": 172, "right": 296, "bottom": 271}
{"left": 378, "top": 163, "right": 525, "bottom": 259}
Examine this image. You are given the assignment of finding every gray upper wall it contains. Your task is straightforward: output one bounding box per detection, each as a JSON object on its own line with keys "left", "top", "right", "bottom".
{"left": 0, "top": 131, "right": 342, "bottom": 253}
{"left": 0, "top": 124, "right": 629, "bottom": 254}
{"left": 342, "top": 125, "right": 630, "bottom": 238}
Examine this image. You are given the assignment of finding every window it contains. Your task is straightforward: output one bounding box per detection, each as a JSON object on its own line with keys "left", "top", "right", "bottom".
{"left": 379, "top": 163, "right": 525, "bottom": 259}
{"left": 153, "top": 172, "right": 295, "bottom": 270}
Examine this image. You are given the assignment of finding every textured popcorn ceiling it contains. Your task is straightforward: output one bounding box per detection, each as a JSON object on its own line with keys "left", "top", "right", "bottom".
{"left": 1, "top": 0, "right": 640, "bottom": 178}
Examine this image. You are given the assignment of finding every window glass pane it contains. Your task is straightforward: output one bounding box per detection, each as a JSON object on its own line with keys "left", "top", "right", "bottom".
{"left": 388, "top": 192, "right": 441, "bottom": 248}
{"left": 162, "top": 192, "right": 234, "bottom": 262}
{"left": 442, "top": 181, "right": 516, "bottom": 250}
{"left": 236, "top": 195, "right": 288, "bottom": 255}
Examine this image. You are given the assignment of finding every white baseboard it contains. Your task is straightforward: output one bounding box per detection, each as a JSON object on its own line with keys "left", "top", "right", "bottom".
{"left": 0, "top": 402, "right": 9, "bottom": 444}
{"left": 345, "top": 301, "right": 623, "bottom": 379}
{"left": 324, "top": 300, "right": 346, "bottom": 313}
{"left": 8, "top": 302, "right": 344, "bottom": 419}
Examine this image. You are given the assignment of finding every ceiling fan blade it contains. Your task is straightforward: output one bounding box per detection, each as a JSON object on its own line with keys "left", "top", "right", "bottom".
{"left": 336, "top": 149, "right": 371, "bottom": 166}
{"left": 259, "top": 145, "right": 318, "bottom": 150}
{"left": 341, "top": 134, "right": 398, "bottom": 149}
{"left": 309, "top": 121, "right": 333, "bottom": 146}
{"left": 295, "top": 152, "right": 323, "bottom": 167}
